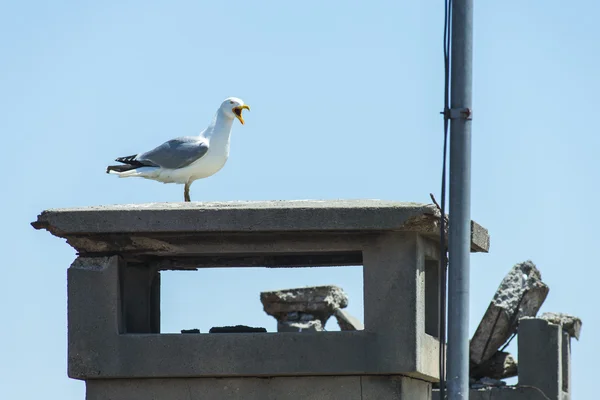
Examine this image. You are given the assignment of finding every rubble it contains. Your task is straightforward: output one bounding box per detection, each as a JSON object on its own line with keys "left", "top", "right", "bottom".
{"left": 259, "top": 285, "right": 366, "bottom": 332}
{"left": 260, "top": 285, "right": 348, "bottom": 326}
{"left": 540, "top": 312, "right": 582, "bottom": 340}
{"left": 470, "top": 351, "right": 518, "bottom": 380}
{"left": 470, "top": 260, "right": 549, "bottom": 365}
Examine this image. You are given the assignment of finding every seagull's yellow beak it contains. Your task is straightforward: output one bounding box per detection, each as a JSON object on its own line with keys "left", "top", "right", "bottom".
{"left": 233, "top": 105, "right": 250, "bottom": 125}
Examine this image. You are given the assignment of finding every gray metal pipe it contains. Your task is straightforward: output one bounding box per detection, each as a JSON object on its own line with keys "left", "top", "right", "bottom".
{"left": 447, "top": 0, "right": 474, "bottom": 398}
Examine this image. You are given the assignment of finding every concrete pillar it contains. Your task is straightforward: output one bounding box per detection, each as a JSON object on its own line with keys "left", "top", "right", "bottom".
{"left": 519, "top": 318, "right": 570, "bottom": 400}
{"left": 67, "top": 256, "right": 122, "bottom": 379}
{"left": 120, "top": 263, "right": 160, "bottom": 333}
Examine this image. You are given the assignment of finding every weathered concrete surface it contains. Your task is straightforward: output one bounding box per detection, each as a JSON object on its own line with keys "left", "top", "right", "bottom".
{"left": 519, "top": 318, "right": 570, "bottom": 400}
{"left": 470, "top": 351, "right": 518, "bottom": 380}
{"left": 335, "top": 309, "right": 364, "bottom": 331}
{"left": 540, "top": 312, "right": 582, "bottom": 340}
{"left": 67, "top": 256, "right": 123, "bottom": 379}
{"left": 261, "top": 285, "right": 348, "bottom": 325}
{"left": 86, "top": 376, "right": 431, "bottom": 400}
{"left": 470, "top": 260, "right": 549, "bottom": 365}
{"left": 31, "top": 200, "right": 490, "bottom": 254}
{"left": 363, "top": 233, "right": 440, "bottom": 382}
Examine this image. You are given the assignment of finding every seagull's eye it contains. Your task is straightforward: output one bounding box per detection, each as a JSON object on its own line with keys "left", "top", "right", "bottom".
{"left": 229, "top": 101, "right": 234, "bottom": 104}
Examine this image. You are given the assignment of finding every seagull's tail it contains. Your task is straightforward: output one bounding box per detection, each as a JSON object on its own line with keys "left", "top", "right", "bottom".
{"left": 107, "top": 165, "right": 160, "bottom": 178}
{"left": 106, "top": 154, "right": 159, "bottom": 177}
{"left": 106, "top": 164, "right": 139, "bottom": 174}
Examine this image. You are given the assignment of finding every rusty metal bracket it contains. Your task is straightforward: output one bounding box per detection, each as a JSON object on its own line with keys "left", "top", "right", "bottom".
{"left": 441, "top": 107, "right": 473, "bottom": 120}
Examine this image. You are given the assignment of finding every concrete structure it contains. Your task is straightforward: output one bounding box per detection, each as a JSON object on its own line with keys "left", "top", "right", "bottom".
{"left": 518, "top": 318, "right": 572, "bottom": 399}
{"left": 433, "top": 317, "right": 574, "bottom": 400}
{"left": 470, "top": 261, "right": 549, "bottom": 365}
{"left": 260, "top": 285, "right": 349, "bottom": 332}
{"left": 540, "top": 312, "right": 582, "bottom": 341}
{"left": 32, "top": 200, "right": 490, "bottom": 399}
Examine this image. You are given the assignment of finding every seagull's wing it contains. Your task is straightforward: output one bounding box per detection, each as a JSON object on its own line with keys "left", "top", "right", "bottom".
{"left": 135, "top": 137, "right": 209, "bottom": 170}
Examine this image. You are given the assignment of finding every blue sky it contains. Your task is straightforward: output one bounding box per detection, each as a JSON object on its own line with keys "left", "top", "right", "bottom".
{"left": 1, "top": 0, "right": 598, "bottom": 398}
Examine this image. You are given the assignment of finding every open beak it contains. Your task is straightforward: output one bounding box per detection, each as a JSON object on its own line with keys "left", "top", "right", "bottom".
{"left": 233, "top": 105, "right": 250, "bottom": 125}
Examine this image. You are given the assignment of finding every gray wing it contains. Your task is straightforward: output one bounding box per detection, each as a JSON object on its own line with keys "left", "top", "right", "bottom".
{"left": 136, "top": 137, "right": 209, "bottom": 169}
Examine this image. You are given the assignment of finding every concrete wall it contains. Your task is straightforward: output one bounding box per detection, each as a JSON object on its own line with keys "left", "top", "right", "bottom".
{"left": 66, "top": 233, "right": 442, "bottom": 382}
{"left": 86, "top": 376, "right": 432, "bottom": 400}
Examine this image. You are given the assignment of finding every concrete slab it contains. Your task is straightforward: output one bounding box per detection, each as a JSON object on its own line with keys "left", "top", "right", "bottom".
{"left": 32, "top": 199, "right": 490, "bottom": 254}
{"left": 470, "top": 260, "right": 549, "bottom": 365}
{"left": 261, "top": 285, "right": 348, "bottom": 324}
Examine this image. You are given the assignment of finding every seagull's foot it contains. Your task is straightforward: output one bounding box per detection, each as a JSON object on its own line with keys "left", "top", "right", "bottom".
{"left": 184, "top": 182, "right": 191, "bottom": 202}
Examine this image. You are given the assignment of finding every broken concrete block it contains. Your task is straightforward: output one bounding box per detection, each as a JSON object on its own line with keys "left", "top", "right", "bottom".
{"left": 260, "top": 285, "right": 349, "bottom": 326}
{"left": 334, "top": 309, "right": 364, "bottom": 331}
{"left": 470, "top": 351, "right": 518, "bottom": 380}
{"left": 540, "top": 312, "right": 582, "bottom": 340}
{"left": 470, "top": 260, "right": 549, "bottom": 365}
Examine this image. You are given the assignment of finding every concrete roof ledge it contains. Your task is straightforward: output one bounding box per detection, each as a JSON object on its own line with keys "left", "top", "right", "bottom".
{"left": 32, "top": 199, "right": 490, "bottom": 253}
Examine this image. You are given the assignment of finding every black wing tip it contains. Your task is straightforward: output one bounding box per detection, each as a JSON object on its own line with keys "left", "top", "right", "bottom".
{"left": 115, "top": 154, "right": 138, "bottom": 164}
{"left": 108, "top": 154, "right": 155, "bottom": 173}
{"left": 112, "top": 154, "right": 151, "bottom": 169}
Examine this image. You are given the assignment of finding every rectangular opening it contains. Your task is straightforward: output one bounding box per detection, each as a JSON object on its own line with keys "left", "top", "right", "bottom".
{"left": 159, "top": 262, "right": 364, "bottom": 334}
{"left": 109, "top": 252, "right": 365, "bottom": 334}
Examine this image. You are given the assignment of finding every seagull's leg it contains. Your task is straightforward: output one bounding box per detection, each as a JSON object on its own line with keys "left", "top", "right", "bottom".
{"left": 184, "top": 182, "right": 191, "bottom": 202}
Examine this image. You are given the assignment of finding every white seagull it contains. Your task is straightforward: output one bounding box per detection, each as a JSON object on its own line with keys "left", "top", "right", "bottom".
{"left": 106, "top": 97, "right": 250, "bottom": 202}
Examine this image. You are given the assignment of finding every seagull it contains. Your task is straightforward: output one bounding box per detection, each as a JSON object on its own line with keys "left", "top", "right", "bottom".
{"left": 106, "top": 97, "right": 249, "bottom": 202}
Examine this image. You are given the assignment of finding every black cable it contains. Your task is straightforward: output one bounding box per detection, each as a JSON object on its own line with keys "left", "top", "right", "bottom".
{"left": 439, "top": 0, "right": 452, "bottom": 398}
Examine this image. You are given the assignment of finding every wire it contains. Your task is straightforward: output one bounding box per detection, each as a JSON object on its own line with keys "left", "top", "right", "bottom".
{"left": 439, "top": 0, "right": 452, "bottom": 398}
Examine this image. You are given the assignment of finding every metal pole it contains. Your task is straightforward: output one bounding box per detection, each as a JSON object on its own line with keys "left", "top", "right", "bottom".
{"left": 447, "top": 0, "right": 473, "bottom": 398}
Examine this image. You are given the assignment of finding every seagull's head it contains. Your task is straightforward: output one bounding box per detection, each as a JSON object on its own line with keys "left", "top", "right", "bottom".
{"left": 220, "top": 97, "right": 250, "bottom": 125}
